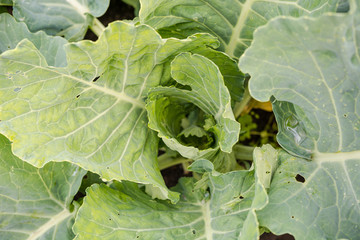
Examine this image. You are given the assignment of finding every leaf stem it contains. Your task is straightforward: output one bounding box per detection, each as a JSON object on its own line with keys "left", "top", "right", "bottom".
{"left": 233, "top": 144, "right": 254, "bottom": 161}
{"left": 233, "top": 85, "right": 252, "bottom": 118}
{"left": 158, "top": 153, "right": 192, "bottom": 171}
{"left": 89, "top": 18, "right": 105, "bottom": 37}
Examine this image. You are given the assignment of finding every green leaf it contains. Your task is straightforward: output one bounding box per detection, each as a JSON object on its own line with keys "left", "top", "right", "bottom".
{"left": 122, "top": 0, "right": 140, "bottom": 16}
{"left": 146, "top": 53, "right": 240, "bottom": 164}
{"left": 240, "top": 4, "right": 360, "bottom": 238}
{"left": 0, "top": 13, "right": 67, "bottom": 67}
{"left": 73, "top": 167, "right": 262, "bottom": 239}
{"left": 0, "top": 21, "right": 218, "bottom": 202}
{"left": 239, "top": 144, "right": 277, "bottom": 240}
{"left": 191, "top": 47, "right": 245, "bottom": 102}
{"left": 12, "top": 0, "right": 110, "bottom": 41}
{"left": 0, "top": 0, "right": 12, "bottom": 6}
{"left": 140, "top": 0, "right": 341, "bottom": 58}
{"left": 0, "top": 134, "right": 86, "bottom": 240}
{"left": 258, "top": 150, "right": 360, "bottom": 240}
{"left": 239, "top": 5, "right": 360, "bottom": 158}
{"left": 188, "top": 159, "right": 214, "bottom": 173}
{"left": 78, "top": 171, "right": 103, "bottom": 195}
{"left": 253, "top": 144, "right": 278, "bottom": 189}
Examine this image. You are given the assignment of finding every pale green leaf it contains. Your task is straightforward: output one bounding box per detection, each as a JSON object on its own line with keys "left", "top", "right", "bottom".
{"left": 13, "top": 0, "right": 110, "bottom": 41}
{"left": 188, "top": 159, "right": 214, "bottom": 173}
{"left": 146, "top": 53, "right": 240, "bottom": 163}
{"left": 239, "top": 5, "right": 360, "bottom": 158}
{"left": 0, "top": 21, "right": 218, "bottom": 202}
{"left": 258, "top": 150, "right": 360, "bottom": 240}
{"left": 140, "top": 0, "right": 340, "bottom": 58}
{"left": 191, "top": 47, "right": 245, "bottom": 102}
{"left": 253, "top": 144, "right": 278, "bottom": 189}
{"left": 239, "top": 144, "right": 277, "bottom": 240}
{"left": 240, "top": 4, "right": 360, "bottom": 238}
{"left": 73, "top": 167, "right": 261, "bottom": 240}
{"left": 0, "top": 134, "right": 86, "bottom": 240}
{"left": 0, "top": 13, "right": 67, "bottom": 67}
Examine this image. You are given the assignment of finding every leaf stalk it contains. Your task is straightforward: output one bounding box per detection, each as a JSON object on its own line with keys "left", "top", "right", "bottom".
{"left": 158, "top": 154, "right": 192, "bottom": 171}
{"left": 89, "top": 18, "right": 105, "bottom": 37}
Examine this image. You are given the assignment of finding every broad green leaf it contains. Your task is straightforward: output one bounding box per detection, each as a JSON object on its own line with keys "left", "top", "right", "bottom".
{"left": 239, "top": 6, "right": 360, "bottom": 158}
{"left": 0, "top": 134, "right": 86, "bottom": 240}
{"left": 0, "top": 13, "right": 67, "bottom": 67}
{"left": 258, "top": 150, "right": 360, "bottom": 240}
{"left": 73, "top": 168, "right": 261, "bottom": 239}
{"left": 140, "top": 0, "right": 341, "bottom": 58}
{"left": 240, "top": 3, "right": 360, "bottom": 238}
{"left": 13, "top": 0, "right": 110, "bottom": 41}
{"left": 0, "top": 21, "right": 219, "bottom": 202}
{"left": 146, "top": 53, "right": 240, "bottom": 165}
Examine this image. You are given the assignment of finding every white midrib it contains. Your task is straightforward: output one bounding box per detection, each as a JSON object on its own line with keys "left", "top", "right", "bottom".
{"left": 313, "top": 150, "right": 360, "bottom": 162}
{"left": 308, "top": 51, "right": 343, "bottom": 151}
{"left": 225, "top": 0, "right": 255, "bottom": 57}
{"left": 6, "top": 59, "right": 146, "bottom": 109}
{"left": 66, "top": 0, "right": 89, "bottom": 18}
{"left": 27, "top": 209, "right": 72, "bottom": 240}
{"left": 67, "top": 74, "right": 145, "bottom": 109}
{"left": 201, "top": 201, "right": 213, "bottom": 240}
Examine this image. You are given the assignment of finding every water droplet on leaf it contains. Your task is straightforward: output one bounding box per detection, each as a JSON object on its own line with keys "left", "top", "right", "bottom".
{"left": 284, "top": 114, "right": 307, "bottom": 145}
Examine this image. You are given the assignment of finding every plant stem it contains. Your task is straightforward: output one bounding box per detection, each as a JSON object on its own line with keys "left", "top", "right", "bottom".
{"left": 233, "top": 85, "right": 252, "bottom": 118}
{"left": 233, "top": 144, "right": 255, "bottom": 161}
{"left": 250, "top": 131, "right": 276, "bottom": 137}
{"left": 158, "top": 153, "right": 192, "bottom": 171}
{"left": 89, "top": 18, "right": 105, "bottom": 37}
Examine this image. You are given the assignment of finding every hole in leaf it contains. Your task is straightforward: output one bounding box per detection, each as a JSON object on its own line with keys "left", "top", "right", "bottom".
{"left": 109, "top": 218, "right": 111, "bottom": 221}
{"left": 92, "top": 76, "right": 100, "bottom": 82}
{"left": 291, "top": 216, "right": 294, "bottom": 219}
{"left": 265, "top": 171, "right": 270, "bottom": 174}
{"left": 239, "top": 195, "right": 244, "bottom": 199}
{"left": 76, "top": 95, "right": 80, "bottom": 98}
{"left": 192, "top": 230, "right": 196, "bottom": 234}
{"left": 295, "top": 174, "right": 305, "bottom": 183}
{"left": 343, "top": 114, "right": 348, "bottom": 118}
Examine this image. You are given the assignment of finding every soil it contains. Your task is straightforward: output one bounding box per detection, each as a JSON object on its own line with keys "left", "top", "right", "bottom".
{"left": 88, "top": 1, "right": 295, "bottom": 239}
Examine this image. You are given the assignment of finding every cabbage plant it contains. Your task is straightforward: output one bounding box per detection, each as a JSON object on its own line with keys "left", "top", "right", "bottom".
{"left": 0, "top": 0, "right": 359, "bottom": 239}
